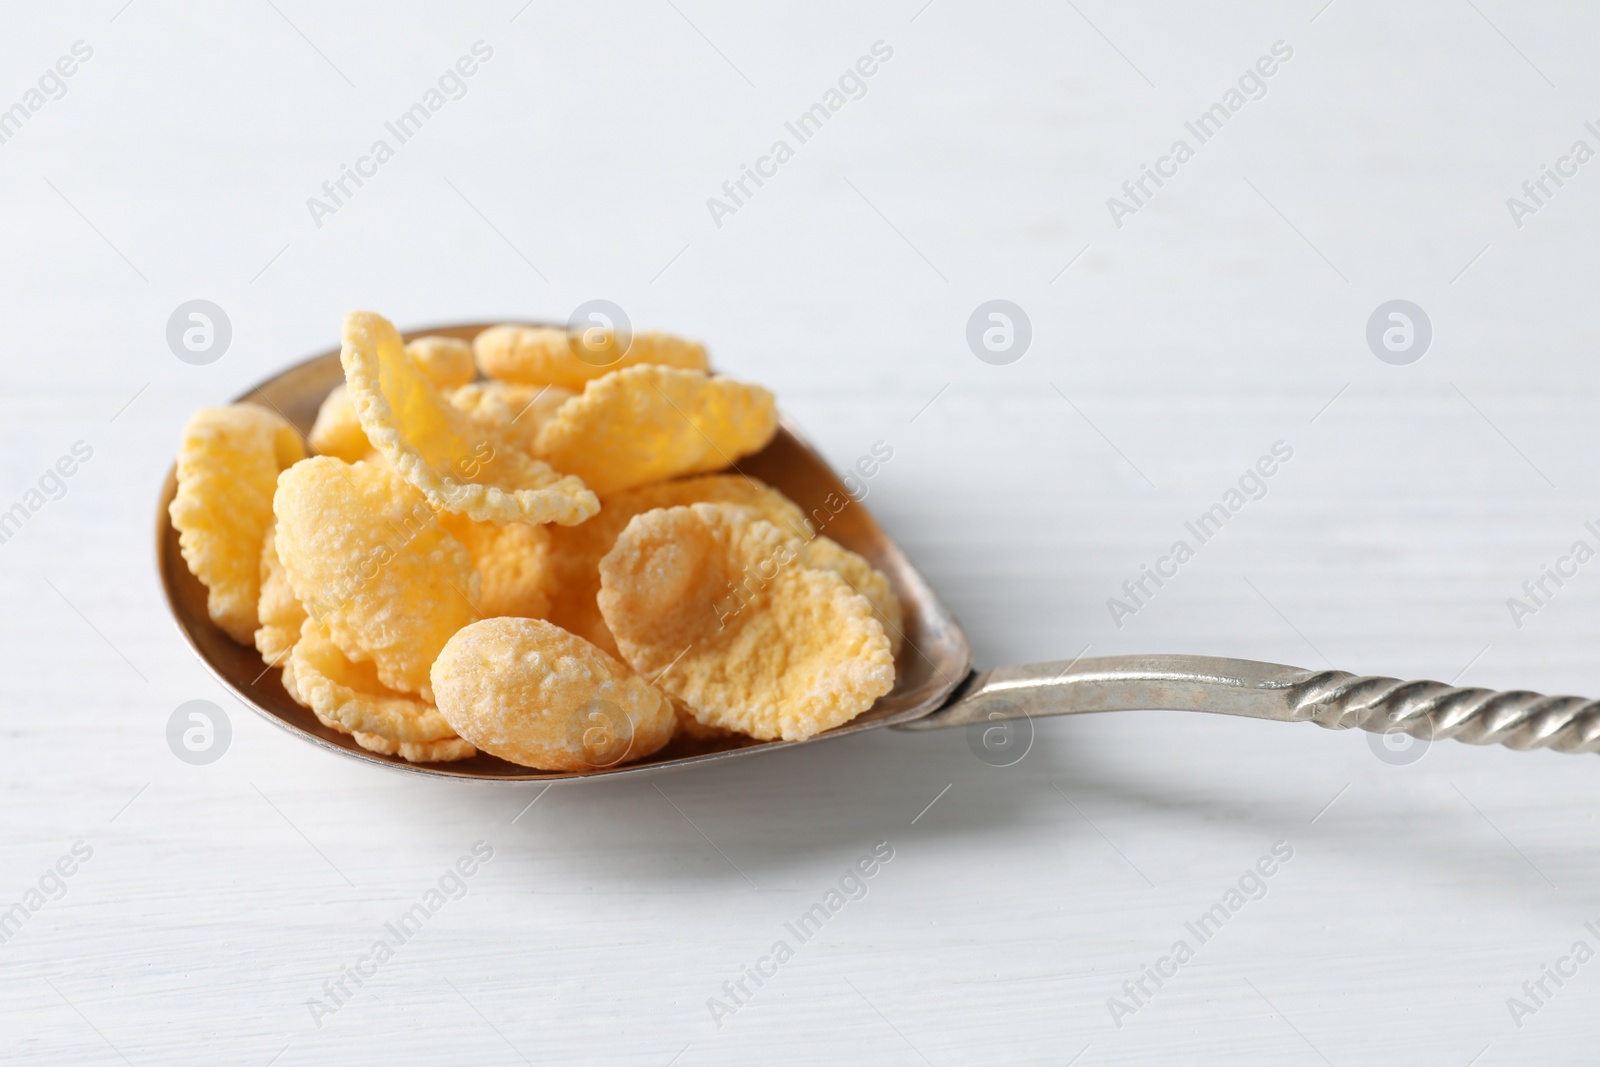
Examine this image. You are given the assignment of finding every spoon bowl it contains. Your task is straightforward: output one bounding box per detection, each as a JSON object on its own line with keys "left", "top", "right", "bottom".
{"left": 157, "top": 323, "right": 975, "bottom": 780}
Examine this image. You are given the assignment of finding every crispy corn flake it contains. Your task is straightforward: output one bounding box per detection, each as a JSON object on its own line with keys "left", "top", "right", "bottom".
{"left": 597, "top": 504, "right": 894, "bottom": 742}
{"left": 438, "top": 511, "right": 552, "bottom": 620}
{"left": 473, "top": 323, "right": 709, "bottom": 391}
{"left": 342, "top": 311, "right": 598, "bottom": 526}
{"left": 446, "top": 380, "right": 575, "bottom": 455}
{"left": 255, "top": 522, "right": 307, "bottom": 670}
{"left": 353, "top": 731, "right": 477, "bottom": 763}
{"left": 169, "top": 404, "right": 306, "bottom": 645}
{"left": 431, "top": 617, "right": 675, "bottom": 771}
{"left": 405, "top": 335, "right": 476, "bottom": 390}
{"left": 307, "top": 384, "right": 371, "bottom": 463}
{"left": 315, "top": 337, "right": 473, "bottom": 461}
{"left": 291, "top": 619, "right": 472, "bottom": 761}
{"left": 280, "top": 655, "right": 305, "bottom": 707}
{"left": 535, "top": 366, "right": 778, "bottom": 496}
{"left": 801, "top": 536, "right": 904, "bottom": 658}
{"left": 545, "top": 474, "right": 813, "bottom": 657}
{"left": 273, "top": 456, "right": 479, "bottom": 698}
{"left": 671, "top": 695, "right": 733, "bottom": 740}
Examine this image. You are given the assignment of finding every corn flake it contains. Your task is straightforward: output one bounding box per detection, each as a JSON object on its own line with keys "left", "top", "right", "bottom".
{"left": 255, "top": 521, "right": 307, "bottom": 672}
{"left": 545, "top": 474, "right": 812, "bottom": 657}
{"left": 273, "top": 456, "right": 479, "bottom": 699}
{"left": 801, "top": 536, "right": 904, "bottom": 658}
{"left": 446, "top": 380, "right": 574, "bottom": 455}
{"left": 474, "top": 323, "right": 708, "bottom": 391}
{"left": 597, "top": 504, "right": 894, "bottom": 741}
{"left": 353, "top": 731, "right": 477, "bottom": 763}
{"left": 438, "top": 510, "right": 552, "bottom": 621}
{"left": 431, "top": 617, "right": 675, "bottom": 771}
{"left": 308, "top": 384, "right": 371, "bottom": 463}
{"left": 291, "top": 618, "right": 474, "bottom": 762}
{"left": 535, "top": 366, "right": 778, "bottom": 496}
{"left": 170, "top": 404, "right": 305, "bottom": 644}
{"left": 342, "top": 311, "right": 598, "bottom": 526}
{"left": 405, "top": 335, "right": 476, "bottom": 390}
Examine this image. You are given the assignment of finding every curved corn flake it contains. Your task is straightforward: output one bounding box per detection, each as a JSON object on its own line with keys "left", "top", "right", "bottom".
{"left": 431, "top": 617, "right": 675, "bottom": 771}
{"left": 446, "top": 380, "right": 574, "bottom": 455}
{"left": 341, "top": 311, "right": 598, "bottom": 526}
{"left": 598, "top": 504, "right": 894, "bottom": 742}
{"left": 801, "top": 537, "right": 904, "bottom": 658}
{"left": 545, "top": 474, "right": 811, "bottom": 657}
{"left": 535, "top": 366, "right": 778, "bottom": 496}
{"left": 169, "top": 404, "right": 305, "bottom": 645}
{"left": 315, "top": 337, "right": 474, "bottom": 461}
{"left": 437, "top": 511, "right": 552, "bottom": 620}
{"left": 281, "top": 654, "right": 306, "bottom": 708}
{"left": 405, "top": 335, "right": 476, "bottom": 390}
{"left": 291, "top": 619, "right": 465, "bottom": 747}
{"left": 273, "top": 456, "right": 478, "bottom": 698}
{"left": 474, "top": 323, "right": 708, "bottom": 391}
{"left": 255, "top": 522, "right": 307, "bottom": 671}
{"left": 308, "top": 384, "right": 371, "bottom": 463}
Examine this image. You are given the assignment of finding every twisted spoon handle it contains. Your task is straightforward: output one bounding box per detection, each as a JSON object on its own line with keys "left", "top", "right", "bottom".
{"left": 899, "top": 654, "right": 1600, "bottom": 755}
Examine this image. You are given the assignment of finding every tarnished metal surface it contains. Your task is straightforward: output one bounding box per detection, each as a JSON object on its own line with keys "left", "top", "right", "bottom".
{"left": 903, "top": 654, "right": 1600, "bottom": 757}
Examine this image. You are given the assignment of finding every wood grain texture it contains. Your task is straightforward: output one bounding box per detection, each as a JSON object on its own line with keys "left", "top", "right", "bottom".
{"left": 2, "top": 1, "right": 1598, "bottom": 1063}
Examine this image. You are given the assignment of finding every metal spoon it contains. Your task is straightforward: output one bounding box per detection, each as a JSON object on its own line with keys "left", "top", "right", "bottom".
{"left": 158, "top": 323, "right": 1600, "bottom": 780}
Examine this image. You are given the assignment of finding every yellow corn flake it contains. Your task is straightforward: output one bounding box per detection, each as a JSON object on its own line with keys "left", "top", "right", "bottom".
{"left": 255, "top": 522, "right": 307, "bottom": 670}
{"left": 308, "top": 384, "right": 371, "bottom": 463}
{"left": 535, "top": 366, "right": 778, "bottom": 496}
{"left": 405, "top": 335, "right": 476, "bottom": 390}
{"left": 597, "top": 504, "right": 894, "bottom": 742}
{"left": 801, "top": 537, "right": 904, "bottom": 658}
{"left": 431, "top": 617, "right": 675, "bottom": 771}
{"left": 671, "top": 695, "right": 733, "bottom": 740}
{"left": 446, "top": 380, "right": 575, "bottom": 455}
{"left": 273, "top": 456, "right": 479, "bottom": 699}
{"left": 291, "top": 619, "right": 474, "bottom": 762}
{"left": 545, "top": 474, "right": 812, "bottom": 657}
{"left": 315, "top": 338, "right": 474, "bottom": 461}
{"left": 437, "top": 510, "right": 552, "bottom": 620}
{"left": 473, "top": 323, "right": 709, "bottom": 391}
{"left": 341, "top": 311, "right": 598, "bottom": 526}
{"left": 169, "top": 404, "right": 305, "bottom": 645}
{"left": 280, "top": 655, "right": 305, "bottom": 708}
{"left": 353, "top": 731, "right": 477, "bottom": 763}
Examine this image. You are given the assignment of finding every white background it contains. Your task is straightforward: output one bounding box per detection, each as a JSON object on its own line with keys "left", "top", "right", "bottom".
{"left": 2, "top": 1, "right": 1598, "bottom": 1063}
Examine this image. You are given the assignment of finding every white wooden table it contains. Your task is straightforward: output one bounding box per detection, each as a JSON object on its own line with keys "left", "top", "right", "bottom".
{"left": 2, "top": 1, "right": 1598, "bottom": 1062}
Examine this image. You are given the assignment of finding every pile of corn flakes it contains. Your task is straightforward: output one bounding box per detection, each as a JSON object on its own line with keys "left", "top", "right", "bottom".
{"left": 169, "top": 312, "right": 900, "bottom": 769}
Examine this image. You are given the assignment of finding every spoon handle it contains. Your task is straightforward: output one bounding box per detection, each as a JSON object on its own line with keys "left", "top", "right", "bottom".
{"left": 897, "top": 654, "right": 1600, "bottom": 755}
